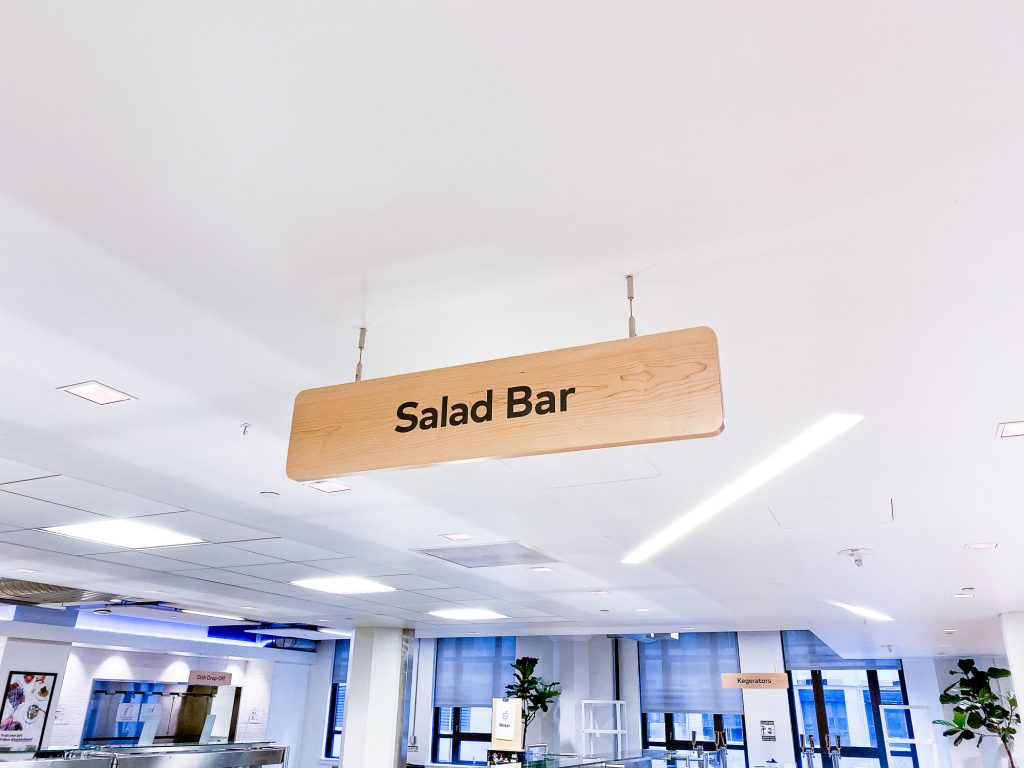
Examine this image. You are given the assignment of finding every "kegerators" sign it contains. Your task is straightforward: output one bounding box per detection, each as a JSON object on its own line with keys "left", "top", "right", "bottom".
{"left": 287, "top": 327, "right": 724, "bottom": 480}
{"left": 721, "top": 672, "right": 789, "bottom": 689}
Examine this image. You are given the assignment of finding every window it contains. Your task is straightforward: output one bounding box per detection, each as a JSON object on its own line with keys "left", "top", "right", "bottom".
{"left": 639, "top": 633, "right": 748, "bottom": 766}
{"left": 782, "top": 632, "right": 918, "bottom": 768}
{"left": 325, "top": 639, "right": 351, "bottom": 760}
{"left": 432, "top": 637, "right": 515, "bottom": 766}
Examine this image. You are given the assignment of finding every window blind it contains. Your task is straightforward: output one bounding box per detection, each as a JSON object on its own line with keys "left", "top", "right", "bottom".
{"left": 782, "top": 630, "right": 901, "bottom": 671}
{"left": 333, "top": 638, "right": 351, "bottom": 683}
{"left": 433, "top": 636, "right": 515, "bottom": 709}
{"left": 639, "top": 632, "right": 743, "bottom": 714}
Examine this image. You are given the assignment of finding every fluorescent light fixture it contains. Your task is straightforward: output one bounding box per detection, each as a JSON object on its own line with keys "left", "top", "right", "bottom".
{"left": 441, "top": 533, "right": 473, "bottom": 541}
{"left": 14, "top": 568, "right": 39, "bottom": 574}
{"left": 944, "top": 629, "right": 959, "bottom": 634}
{"left": 240, "top": 606, "right": 256, "bottom": 610}
{"left": 827, "top": 600, "right": 894, "bottom": 622}
{"left": 589, "top": 590, "right": 609, "bottom": 595}
{"left": 997, "top": 421, "right": 1024, "bottom": 438}
{"left": 319, "top": 628, "right": 353, "bottom": 637}
{"left": 307, "top": 479, "right": 352, "bottom": 493}
{"left": 635, "top": 608, "right": 650, "bottom": 613}
{"left": 180, "top": 609, "right": 246, "bottom": 621}
{"left": 429, "top": 608, "right": 509, "bottom": 621}
{"left": 529, "top": 566, "right": 553, "bottom": 573}
{"left": 59, "top": 381, "right": 134, "bottom": 405}
{"left": 953, "top": 593, "right": 975, "bottom": 599}
{"left": 291, "top": 575, "right": 395, "bottom": 594}
{"left": 965, "top": 542, "right": 998, "bottom": 550}
{"left": 44, "top": 520, "right": 204, "bottom": 549}
{"left": 622, "top": 414, "right": 864, "bottom": 564}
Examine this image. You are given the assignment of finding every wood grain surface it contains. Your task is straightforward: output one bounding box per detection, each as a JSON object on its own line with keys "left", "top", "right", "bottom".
{"left": 286, "top": 326, "right": 724, "bottom": 480}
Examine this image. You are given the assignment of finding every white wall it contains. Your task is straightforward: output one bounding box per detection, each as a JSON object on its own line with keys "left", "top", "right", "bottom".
{"left": 266, "top": 660, "right": 312, "bottom": 768}
{"left": 294, "top": 640, "right": 336, "bottom": 768}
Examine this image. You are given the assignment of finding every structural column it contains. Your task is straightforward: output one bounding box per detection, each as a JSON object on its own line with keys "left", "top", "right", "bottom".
{"left": 737, "top": 631, "right": 797, "bottom": 768}
{"left": 340, "top": 627, "right": 413, "bottom": 768}
{"left": 999, "top": 612, "right": 1024, "bottom": 693}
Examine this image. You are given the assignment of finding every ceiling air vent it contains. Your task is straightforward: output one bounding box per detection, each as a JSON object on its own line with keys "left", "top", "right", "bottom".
{"left": 414, "top": 542, "right": 557, "bottom": 568}
{"left": 0, "top": 578, "right": 123, "bottom": 606}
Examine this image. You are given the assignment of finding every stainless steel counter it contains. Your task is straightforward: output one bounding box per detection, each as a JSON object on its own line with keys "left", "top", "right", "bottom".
{"left": 0, "top": 744, "right": 286, "bottom": 768}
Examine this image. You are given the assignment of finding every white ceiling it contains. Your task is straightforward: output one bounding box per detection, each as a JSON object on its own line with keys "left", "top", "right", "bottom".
{"left": 1, "top": 1, "right": 1023, "bottom": 659}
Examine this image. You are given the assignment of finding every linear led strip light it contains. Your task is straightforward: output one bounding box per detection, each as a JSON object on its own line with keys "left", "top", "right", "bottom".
{"left": 622, "top": 413, "right": 865, "bottom": 564}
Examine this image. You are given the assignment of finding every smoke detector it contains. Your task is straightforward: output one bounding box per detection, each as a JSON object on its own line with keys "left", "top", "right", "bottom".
{"left": 838, "top": 548, "right": 874, "bottom": 567}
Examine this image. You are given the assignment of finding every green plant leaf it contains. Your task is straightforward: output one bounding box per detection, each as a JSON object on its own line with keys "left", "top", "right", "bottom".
{"left": 959, "top": 659, "right": 978, "bottom": 673}
{"left": 989, "top": 668, "right": 1012, "bottom": 679}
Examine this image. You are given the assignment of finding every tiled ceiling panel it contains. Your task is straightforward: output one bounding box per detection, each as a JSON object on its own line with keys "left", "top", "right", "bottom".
{"left": 87, "top": 550, "right": 197, "bottom": 571}
{"left": 417, "top": 587, "right": 492, "bottom": 601}
{"left": 0, "top": 476, "right": 182, "bottom": 517}
{"left": 0, "top": 491, "right": 106, "bottom": 529}
{"left": 226, "top": 562, "right": 334, "bottom": 582}
{"left": 175, "top": 568, "right": 279, "bottom": 589}
{"left": 378, "top": 574, "right": 452, "bottom": 590}
{"left": 0, "top": 457, "right": 56, "bottom": 485}
{"left": 230, "top": 538, "right": 348, "bottom": 562}
{"left": 305, "top": 558, "right": 404, "bottom": 577}
{"left": 0, "top": 528, "right": 123, "bottom": 556}
{"left": 141, "top": 544, "right": 285, "bottom": 569}
{"left": 360, "top": 591, "right": 454, "bottom": 610}
{"left": 138, "top": 511, "right": 274, "bottom": 543}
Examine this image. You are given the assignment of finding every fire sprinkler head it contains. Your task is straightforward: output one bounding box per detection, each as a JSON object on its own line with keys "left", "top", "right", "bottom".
{"left": 838, "top": 548, "right": 874, "bottom": 567}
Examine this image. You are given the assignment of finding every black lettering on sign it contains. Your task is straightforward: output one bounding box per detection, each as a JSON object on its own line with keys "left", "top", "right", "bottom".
{"left": 394, "top": 385, "right": 575, "bottom": 432}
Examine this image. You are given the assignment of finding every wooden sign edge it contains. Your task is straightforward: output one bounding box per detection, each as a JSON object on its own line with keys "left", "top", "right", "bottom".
{"left": 286, "top": 326, "right": 724, "bottom": 481}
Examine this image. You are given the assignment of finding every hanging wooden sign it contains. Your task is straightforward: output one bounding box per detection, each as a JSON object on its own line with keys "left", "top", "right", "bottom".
{"left": 720, "top": 672, "right": 789, "bottom": 690}
{"left": 286, "top": 326, "right": 724, "bottom": 480}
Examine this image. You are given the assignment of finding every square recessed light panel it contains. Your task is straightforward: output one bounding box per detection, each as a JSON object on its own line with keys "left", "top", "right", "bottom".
{"left": 997, "top": 421, "right": 1024, "bottom": 438}
{"left": 44, "top": 519, "right": 204, "bottom": 549}
{"left": 59, "top": 381, "right": 134, "bottom": 404}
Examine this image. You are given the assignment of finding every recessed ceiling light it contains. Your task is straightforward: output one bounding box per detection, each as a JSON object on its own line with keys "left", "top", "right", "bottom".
{"left": 996, "top": 421, "right": 1024, "bottom": 438}
{"left": 961, "top": 586, "right": 975, "bottom": 591}
{"left": 59, "top": 381, "right": 134, "bottom": 405}
{"left": 589, "top": 590, "right": 609, "bottom": 595}
{"left": 441, "top": 533, "right": 473, "bottom": 541}
{"left": 306, "top": 480, "right": 352, "bottom": 493}
{"left": 622, "top": 414, "right": 864, "bottom": 563}
{"left": 965, "top": 542, "right": 999, "bottom": 550}
{"left": 826, "top": 600, "right": 894, "bottom": 622}
{"left": 44, "top": 520, "right": 204, "bottom": 549}
{"left": 239, "top": 606, "right": 256, "bottom": 610}
{"left": 93, "top": 608, "right": 112, "bottom": 615}
{"left": 14, "top": 568, "right": 40, "bottom": 574}
{"left": 259, "top": 491, "right": 280, "bottom": 498}
{"left": 319, "top": 628, "right": 353, "bottom": 637}
{"left": 599, "top": 609, "right": 610, "bottom": 613}
{"left": 635, "top": 608, "right": 650, "bottom": 613}
{"left": 529, "top": 566, "right": 553, "bottom": 573}
{"left": 428, "top": 608, "right": 509, "bottom": 621}
{"left": 180, "top": 609, "right": 246, "bottom": 621}
{"left": 944, "top": 629, "right": 959, "bottom": 634}
{"left": 143, "top": 590, "right": 163, "bottom": 595}
{"left": 291, "top": 576, "right": 395, "bottom": 595}
{"left": 953, "top": 593, "right": 975, "bottom": 599}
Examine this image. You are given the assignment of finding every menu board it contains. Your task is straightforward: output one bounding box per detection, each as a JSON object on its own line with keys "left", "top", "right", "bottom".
{"left": 0, "top": 672, "right": 58, "bottom": 751}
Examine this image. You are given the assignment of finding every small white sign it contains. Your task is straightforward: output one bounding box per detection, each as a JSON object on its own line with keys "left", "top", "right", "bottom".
{"left": 188, "top": 670, "right": 233, "bottom": 686}
{"left": 493, "top": 699, "right": 516, "bottom": 742}
{"left": 115, "top": 702, "right": 141, "bottom": 723}
{"left": 140, "top": 701, "right": 161, "bottom": 719}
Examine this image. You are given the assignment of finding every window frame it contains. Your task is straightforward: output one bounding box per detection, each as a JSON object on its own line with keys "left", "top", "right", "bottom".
{"left": 641, "top": 711, "right": 750, "bottom": 760}
{"left": 324, "top": 681, "right": 346, "bottom": 760}
{"left": 432, "top": 705, "right": 492, "bottom": 766}
{"left": 785, "top": 668, "right": 919, "bottom": 768}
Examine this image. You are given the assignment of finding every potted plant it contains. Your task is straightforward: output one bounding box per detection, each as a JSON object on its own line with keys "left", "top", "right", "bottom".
{"left": 504, "top": 656, "right": 562, "bottom": 747}
{"left": 935, "top": 658, "right": 1020, "bottom": 768}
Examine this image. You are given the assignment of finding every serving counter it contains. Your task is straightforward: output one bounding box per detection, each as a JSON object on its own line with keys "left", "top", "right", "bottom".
{"left": 0, "top": 743, "right": 285, "bottom": 768}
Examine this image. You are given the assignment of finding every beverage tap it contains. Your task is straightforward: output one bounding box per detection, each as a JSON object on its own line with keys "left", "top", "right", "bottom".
{"left": 828, "top": 734, "right": 842, "bottom": 768}
{"left": 715, "top": 730, "right": 728, "bottom": 768}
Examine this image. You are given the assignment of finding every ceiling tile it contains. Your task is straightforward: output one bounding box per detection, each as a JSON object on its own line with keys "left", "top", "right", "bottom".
{"left": 0, "top": 491, "right": 106, "bottom": 529}
{"left": 0, "top": 528, "right": 120, "bottom": 556}
{"left": 139, "top": 543, "right": 285, "bottom": 569}
{"left": 138, "top": 511, "right": 275, "bottom": 543}
{"left": 360, "top": 592, "right": 455, "bottom": 610}
{"left": 378, "top": 574, "right": 452, "bottom": 590}
{"left": 306, "top": 557, "right": 405, "bottom": 577}
{"left": 0, "top": 457, "right": 56, "bottom": 485}
{"left": 226, "top": 562, "right": 334, "bottom": 582}
{"left": 230, "top": 538, "right": 348, "bottom": 561}
{"left": 417, "top": 587, "right": 491, "bottom": 601}
{"left": 87, "top": 550, "right": 193, "bottom": 571}
{"left": 501, "top": 445, "right": 661, "bottom": 488}
{"left": 0, "top": 476, "right": 182, "bottom": 517}
{"left": 174, "top": 568, "right": 278, "bottom": 589}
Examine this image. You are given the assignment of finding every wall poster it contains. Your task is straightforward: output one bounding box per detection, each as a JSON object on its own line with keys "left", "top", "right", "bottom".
{"left": 0, "top": 672, "right": 58, "bottom": 752}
